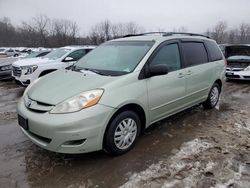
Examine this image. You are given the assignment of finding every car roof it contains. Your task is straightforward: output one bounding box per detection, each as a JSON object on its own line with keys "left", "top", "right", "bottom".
{"left": 61, "top": 45, "right": 96, "bottom": 50}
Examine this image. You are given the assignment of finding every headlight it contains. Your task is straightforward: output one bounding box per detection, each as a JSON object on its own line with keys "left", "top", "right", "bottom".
{"left": 21, "top": 65, "right": 38, "bottom": 75}
{"left": 50, "top": 89, "right": 104, "bottom": 114}
{"left": 0, "top": 65, "right": 12, "bottom": 71}
{"left": 244, "top": 66, "right": 250, "bottom": 71}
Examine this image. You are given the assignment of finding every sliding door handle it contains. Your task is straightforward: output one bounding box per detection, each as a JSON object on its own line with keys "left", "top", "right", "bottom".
{"left": 187, "top": 70, "right": 192, "bottom": 75}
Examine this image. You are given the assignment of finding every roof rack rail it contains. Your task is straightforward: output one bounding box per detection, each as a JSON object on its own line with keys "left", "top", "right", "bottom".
{"left": 163, "top": 32, "right": 210, "bottom": 39}
{"left": 122, "top": 32, "right": 167, "bottom": 38}
{"left": 122, "top": 32, "right": 210, "bottom": 39}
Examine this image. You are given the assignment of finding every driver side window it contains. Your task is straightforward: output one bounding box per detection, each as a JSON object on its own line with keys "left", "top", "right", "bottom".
{"left": 150, "top": 43, "right": 181, "bottom": 72}
{"left": 66, "top": 49, "right": 86, "bottom": 61}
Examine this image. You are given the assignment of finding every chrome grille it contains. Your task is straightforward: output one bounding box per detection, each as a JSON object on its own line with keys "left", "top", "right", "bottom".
{"left": 24, "top": 95, "right": 54, "bottom": 112}
{"left": 12, "top": 66, "right": 22, "bottom": 77}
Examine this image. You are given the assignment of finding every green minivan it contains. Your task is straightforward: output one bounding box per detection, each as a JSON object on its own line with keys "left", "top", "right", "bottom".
{"left": 17, "top": 33, "right": 226, "bottom": 155}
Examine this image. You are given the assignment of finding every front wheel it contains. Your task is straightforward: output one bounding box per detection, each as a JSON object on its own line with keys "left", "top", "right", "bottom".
{"left": 104, "top": 111, "right": 141, "bottom": 155}
{"left": 203, "top": 83, "right": 221, "bottom": 109}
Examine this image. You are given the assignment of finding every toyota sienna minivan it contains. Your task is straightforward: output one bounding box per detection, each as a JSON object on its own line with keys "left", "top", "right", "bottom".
{"left": 17, "top": 32, "right": 226, "bottom": 155}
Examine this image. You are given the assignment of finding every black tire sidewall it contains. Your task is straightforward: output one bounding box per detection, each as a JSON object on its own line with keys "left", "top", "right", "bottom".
{"left": 104, "top": 111, "right": 141, "bottom": 155}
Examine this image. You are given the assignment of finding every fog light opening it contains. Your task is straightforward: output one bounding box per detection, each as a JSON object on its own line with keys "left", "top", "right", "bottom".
{"left": 62, "top": 139, "right": 86, "bottom": 146}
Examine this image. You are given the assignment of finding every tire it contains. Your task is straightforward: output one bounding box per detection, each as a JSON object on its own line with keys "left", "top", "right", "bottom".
{"left": 203, "top": 83, "right": 221, "bottom": 109}
{"left": 104, "top": 111, "right": 141, "bottom": 155}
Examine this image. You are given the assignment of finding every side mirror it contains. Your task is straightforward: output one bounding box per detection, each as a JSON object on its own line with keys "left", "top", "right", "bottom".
{"left": 65, "top": 63, "right": 75, "bottom": 70}
{"left": 147, "top": 64, "right": 168, "bottom": 77}
{"left": 63, "top": 57, "right": 74, "bottom": 62}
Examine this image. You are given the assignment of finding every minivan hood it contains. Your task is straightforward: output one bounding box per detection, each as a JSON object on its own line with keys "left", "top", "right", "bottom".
{"left": 12, "top": 57, "right": 55, "bottom": 67}
{"left": 28, "top": 70, "right": 116, "bottom": 105}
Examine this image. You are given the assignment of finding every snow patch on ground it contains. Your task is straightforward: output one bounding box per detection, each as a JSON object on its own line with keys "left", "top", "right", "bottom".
{"left": 120, "top": 139, "right": 213, "bottom": 188}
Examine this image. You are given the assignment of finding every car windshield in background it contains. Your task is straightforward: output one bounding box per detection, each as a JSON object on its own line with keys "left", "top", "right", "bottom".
{"left": 227, "top": 55, "right": 250, "bottom": 61}
{"left": 43, "top": 48, "right": 70, "bottom": 60}
{"left": 75, "top": 41, "right": 154, "bottom": 76}
{"left": 23, "top": 52, "right": 40, "bottom": 59}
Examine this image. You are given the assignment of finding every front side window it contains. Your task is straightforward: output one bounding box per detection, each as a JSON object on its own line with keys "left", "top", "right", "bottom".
{"left": 36, "top": 51, "right": 50, "bottom": 57}
{"left": 66, "top": 49, "right": 86, "bottom": 61}
{"left": 75, "top": 41, "right": 154, "bottom": 76}
{"left": 43, "top": 48, "right": 70, "bottom": 60}
{"left": 150, "top": 43, "right": 181, "bottom": 72}
{"left": 23, "top": 52, "right": 40, "bottom": 59}
{"left": 182, "top": 42, "right": 208, "bottom": 67}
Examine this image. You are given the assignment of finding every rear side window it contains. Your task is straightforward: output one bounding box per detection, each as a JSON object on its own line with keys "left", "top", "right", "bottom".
{"left": 150, "top": 43, "right": 181, "bottom": 72}
{"left": 205, "top": 41, "right": 223, "bottom": 61}
{"left": 182, "top": 42, "right": 208, "bottom": 67}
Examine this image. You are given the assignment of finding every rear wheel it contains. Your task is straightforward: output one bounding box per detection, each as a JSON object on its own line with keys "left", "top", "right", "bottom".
{"left": 104, "top": 111, "right": 141, "bottom": 155}
{"left": 203, "top": 83, "right": 221, "bottom": 109}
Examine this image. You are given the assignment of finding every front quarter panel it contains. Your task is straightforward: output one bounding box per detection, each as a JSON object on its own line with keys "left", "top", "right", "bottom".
{"left": 99, "top": 72, "right": 149, "bottom": 125}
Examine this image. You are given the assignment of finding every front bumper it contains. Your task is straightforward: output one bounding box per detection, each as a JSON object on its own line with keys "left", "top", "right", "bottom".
{"left": 225, "top": 71, "right": 250, "bottom": 80}
{"left": 12, "top": 74, "right": 31, "bottom": 86}
{"left": 17, "top": 99, "right": 115, "bottom": 153}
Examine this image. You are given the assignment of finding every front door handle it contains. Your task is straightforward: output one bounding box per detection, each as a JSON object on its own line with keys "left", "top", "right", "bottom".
{"left": 178, "top": 72, "right": 185, "bottom": 78}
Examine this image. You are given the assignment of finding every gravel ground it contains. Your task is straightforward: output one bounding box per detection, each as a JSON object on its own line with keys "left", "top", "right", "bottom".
{"left": 0, "top": 80, "right": 249, "bottom": 188}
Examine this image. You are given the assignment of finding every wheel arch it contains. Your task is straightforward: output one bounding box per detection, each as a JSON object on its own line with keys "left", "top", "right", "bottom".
{"left": 39, "top": 69, "right": 57, "bottom": 77}
{"left": 214, "top": 79, "right": 222, "bottom": 90}
{"left": 102, "top": 103, "right": 147, "bottom": 147}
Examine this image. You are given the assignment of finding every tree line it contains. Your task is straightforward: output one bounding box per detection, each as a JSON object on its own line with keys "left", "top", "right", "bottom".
{"left": 1, "top": 15, "right": 250, "bottom": 47}
{"left": 0, "top": 15, "right": 144, "bottom": 47}
{"left": 205, "top": 21, "right": 250, "bottom": 44}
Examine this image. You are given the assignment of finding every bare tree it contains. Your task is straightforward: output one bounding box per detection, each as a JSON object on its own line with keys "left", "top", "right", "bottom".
{"left": 239, "top": 23, "right": 250, "bottom": 44}
{"left": 33, "top": 15, "right": 50, "bottom": 46}
{"left": 227, "top": 29, "right": 239, "bottom": 44}
{"left": 211, "top": 21, "right": 228, "bottom": 43}
{"left": 89, "top": 20, "right": 145, "bottom": 44}
{"left": 51, "top": 19, "right": 79, "bottom": 47}
{"left": 0, "top": 17, "right": 17, "bottom": 46}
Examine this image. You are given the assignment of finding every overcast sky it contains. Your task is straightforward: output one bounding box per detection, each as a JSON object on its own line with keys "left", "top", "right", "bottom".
{"left": 0, "top": 0, "right": 250, "bottom": 35}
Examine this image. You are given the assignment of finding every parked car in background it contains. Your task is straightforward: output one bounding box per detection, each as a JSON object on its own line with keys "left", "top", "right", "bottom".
{"left": 0, "top": 51, "right": 51, "bottom": 81}
{"left": 3, "top": 49, "right": 20, "bottom": 57}
{"left": 0, "top": 57, "right": 18, "bottom": 80}
{"left": 22, "top": 51, "right": 51, "bottom": 59}
{"left": 12, "top": 46, "right": 95, "bottom": 86}
{"left": 17, "top": 33, "right": 225, "bottom": 155}
{"left": 223, "top": 44, "right": 250, "bottom": 80}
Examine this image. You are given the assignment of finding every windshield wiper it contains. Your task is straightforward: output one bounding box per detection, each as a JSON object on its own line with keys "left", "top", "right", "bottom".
{"left": 75, "top": 66, "right": 108, "bottom": 76}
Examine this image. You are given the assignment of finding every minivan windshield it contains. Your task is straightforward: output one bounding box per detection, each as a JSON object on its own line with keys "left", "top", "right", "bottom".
{"left": 43, "top": 48, "right": 70, "bottom": 60}
{"left": 74, "top": 41, "right": 154, "bottom": 76}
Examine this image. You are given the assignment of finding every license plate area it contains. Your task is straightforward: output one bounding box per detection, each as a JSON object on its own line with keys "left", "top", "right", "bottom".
{"left": 226, "top": 72, "right": 234, "bottom": 76}
{"left": 18, "top": 114, "right": 28, "bottom": 130}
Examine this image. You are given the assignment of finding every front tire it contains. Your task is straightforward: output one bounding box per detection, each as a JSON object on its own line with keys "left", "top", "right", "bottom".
{"left": 203, "top": 83, "right": 221, "bottom": 109}
{"left": 104, "top": 111, "right": 141, "bottom": 155}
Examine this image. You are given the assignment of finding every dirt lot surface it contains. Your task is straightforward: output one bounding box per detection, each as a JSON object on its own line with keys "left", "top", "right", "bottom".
{"left": 0, "top": 80, "right": 249, "bottom": 188}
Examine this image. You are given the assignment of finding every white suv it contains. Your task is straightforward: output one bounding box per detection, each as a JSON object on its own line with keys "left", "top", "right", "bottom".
{"left": 12, "top": 46, "right": 95, "bottom": 86}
